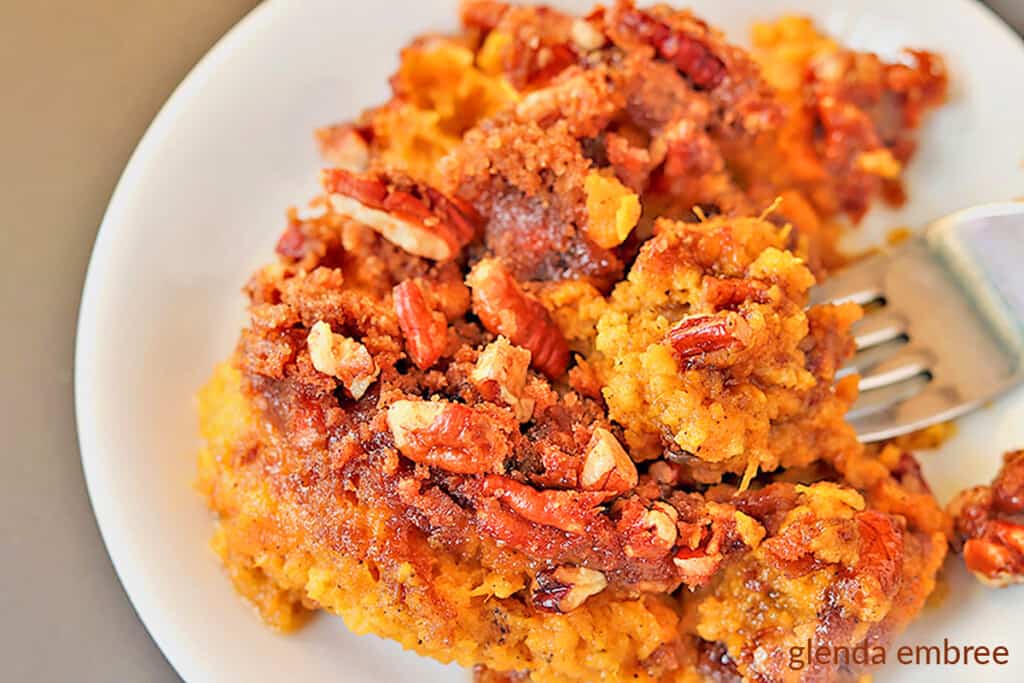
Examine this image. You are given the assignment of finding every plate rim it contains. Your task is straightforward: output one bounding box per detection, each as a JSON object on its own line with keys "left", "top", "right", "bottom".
{"left": 73, "top": 2, "right": 277, "bottom": 680}
{"left": 73, "top": 1, "right": 1024, "bottom": 682}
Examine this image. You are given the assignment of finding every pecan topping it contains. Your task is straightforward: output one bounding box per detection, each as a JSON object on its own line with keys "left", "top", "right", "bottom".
{"left": 460, "top": 0, "right": 509, "bottom": 32}
{"left": 471, "top": 337, "right": 535, "bottom": 422}
{"left": 569, "top": 18, "right": 606, "bottom": 52}
{"left": 854, "top": 510, "right": 903, "bottom": 596}
{"left": 466, "top": 258, "right": 570, "bottom": 379}
{"left": 480, "top": 474, "right": 606, "bottom": 534}
{"left": 306, "top": 321, "right": 379, "bottom": 399}
{"left": 950, "top": 450, "right": 1024, "bottom": 587}
{"left": 386, "top": 400, "right": 510, "bottom": 474}
{"left": 580, "top": 427, "right": 638, "bottom": 493}
{"left": 672, "top": 547, "right": 722, "bottom": 586}
{"left": 323, "top": 169, "right": 478, "bottom": 260}
{"left": 702, "top": 276, "right": 770, "bottom": 311}
{"left": 620, "top": 500, "right": 679, "bottom": 559}
{"left": 393, "top": 279, "right": 448, "bottom": 370}
{"left": 962, "top": 521, "right": 1024, "bottom": 588}
{"left": 532, "top": 566, "right": 608, "bottom": 613}
{"left": 275, "top": 219, "right": 312, "bottom": 261}
{"left": 615, "top": 6, "right": 725, "bottom": 89}
{"left": 665, "top": 313, "right": 747, "bottom": 366}
{"left": 644, "top": 502, "right": 680, "bottom": 547}
{"left": 315, "top": 123, "right": 371, "bottom": 172}
{"left": 669, "top": 505, "right": 751, "bottom": 587}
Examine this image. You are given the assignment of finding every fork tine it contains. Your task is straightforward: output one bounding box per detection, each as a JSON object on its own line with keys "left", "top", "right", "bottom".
{"left": 809, "top": 254, "right": 888, "bottom": 306}
{"left": 838, "top": 338, "right": 907, "bottom": 379}
{"left": 847, "top": 373, "right": 931, "bottom": 419}
{"left": 851, "top": 310, "right": 908, "bottom": 350}
{"left": 847, "top": 383, "right": 965, "bottom": 442}
{"left": 857, "top": 346, "right": 932, "bottom": 391}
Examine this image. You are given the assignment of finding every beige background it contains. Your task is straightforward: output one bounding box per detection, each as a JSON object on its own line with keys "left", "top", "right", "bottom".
{"left": 0, "top": 1, "right": 1019, "bottom": 682}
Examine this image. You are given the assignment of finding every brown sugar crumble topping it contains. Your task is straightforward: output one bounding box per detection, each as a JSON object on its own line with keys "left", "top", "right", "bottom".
{"left": 196, "top": 2, "right": 959, "bottom": 682}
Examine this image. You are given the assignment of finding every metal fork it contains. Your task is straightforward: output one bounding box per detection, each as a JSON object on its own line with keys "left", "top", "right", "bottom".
{"left": 810, "top": 202, "right": 1024, "bottom": 442}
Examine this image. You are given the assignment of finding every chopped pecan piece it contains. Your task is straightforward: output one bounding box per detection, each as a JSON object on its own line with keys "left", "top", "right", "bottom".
{"left": 569, "top": 18, "right": 606, "bottom": 52}
{"left": 993, "top": 450, "right": 1024, "bottom": 514}
{"left": 393, "top": 279, "right": 449, "bottom": 370}
{"left": 644, "top": 502, "right": 680, "bottom": 547}
{"left": 620, "top": 499, "right": 679, "bottom": 559}
{"left": 702, "top": 276, "right": 769, "bottom": 311}
{"left": 665, "top": 313, "right": 747, "bottom": 366}
{"left": 532, "top": 566, "right": 608, "bottom": 613}
{"left": 460, "top": 0, "right": 509, "bottom": 32}
{"left": 323, "top": 169, "right": 478, "bottom": 260}
{"left": 471, "top": 337, "right": 535, "bottom": 422}
{"left": 386, "top": 400, "right": 510, "bottom": 474}
{"left": 950, "top": 450, "right": 1024, "bottom": 587}
{"left": 568, "top": 357, "right": 604, "bottom": 402}
{"left": 580, "top": 427, "right": 638, "bottom": 493}
{"left": 483, "top": 5, "right": 579, "bottom": 89}
{"left": 275, "top": 219, "right": 313, "bottom": 261}
{"left": 669, "top": 503, "right": 753, "bottom": 587}
{"left": 514, "top": 67, "right": 620, "bottom": 137}
{"left": 306, "top": 321, "right": 379, "bottom": 399}
{"left": 672, "top": 547, "right": 722, "bottom": 585}
{"left": 962, "top": 521, "right": 1024, "bottom": 588}
{"left": 854, "top": 510, "right": 903, "bottom": 596}
{"left": 315, "top": 123, "right": 371, "bottom": 172}
{"left": 466, "top": 258, "right": 570, "bottom": 379}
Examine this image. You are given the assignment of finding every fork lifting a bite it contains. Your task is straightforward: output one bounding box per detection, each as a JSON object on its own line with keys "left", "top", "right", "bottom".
{"left": 812, "top": 202, "right": 1024, "bottom": 441}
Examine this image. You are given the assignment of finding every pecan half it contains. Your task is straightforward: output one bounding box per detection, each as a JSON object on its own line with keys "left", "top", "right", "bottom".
{"left": 480, "top": 474, "right": 606, "bottom": 534}
{"left": 393, "top": 279, "right": 448, "bottom": 370}
{"left": 532, "top": 566, "right": 608, "bottom": 613}
{"left": 275, "top": 219, "right": 312, "bottom": 261}
{"left": 306, "top": 321, "right": 378, "bottom": 399}
{"left": 386, "top": 400, "right": 510, "bottom": 474}
{"left": 579, "top": 427, "right": 638, "bottom": 493}
{"left": 466, "top": 258, "right": 570, "bottom": 379}
{"left": 615, "top": 6, "right": 725, "bottom": 89}
{"left": 666, "top": 313, "right": 747, "bottom": 366}
{"left": 471, "top": 337, "right": 535, "bottom": 422}
{"left": 323, "top": 169, "right": 478, "bottom": 260}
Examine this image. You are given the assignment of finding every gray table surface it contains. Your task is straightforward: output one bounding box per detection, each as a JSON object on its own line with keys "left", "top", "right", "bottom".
{"left": 1, "top": 1, "right": 1020, "bottom": 682}
{"left": 1, "top": 2, "right": 257, "bottom": 681}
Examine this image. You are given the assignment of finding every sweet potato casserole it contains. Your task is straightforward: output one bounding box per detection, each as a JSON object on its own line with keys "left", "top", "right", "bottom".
{"left": 196, "top": 2, "right": 957, "bottom": 680}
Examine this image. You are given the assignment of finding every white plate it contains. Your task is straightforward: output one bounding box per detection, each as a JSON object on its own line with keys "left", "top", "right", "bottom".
{"left": 75, "top": 1, "right": 1024, "bottom": 681}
